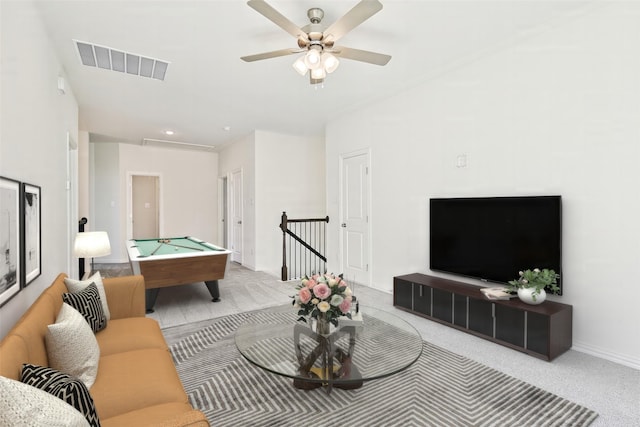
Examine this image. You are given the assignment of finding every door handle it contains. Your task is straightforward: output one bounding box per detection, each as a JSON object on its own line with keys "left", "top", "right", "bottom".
{"left": 341, "top": 223, "right": 346, "bottom": 228}
{"left": 238, "top": 221, "right": 242, "bottom": 225}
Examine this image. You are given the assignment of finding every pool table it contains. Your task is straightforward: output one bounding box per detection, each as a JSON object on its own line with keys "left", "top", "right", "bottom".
{"left": 126, "top": 236, "right": 231, "bottom": 312}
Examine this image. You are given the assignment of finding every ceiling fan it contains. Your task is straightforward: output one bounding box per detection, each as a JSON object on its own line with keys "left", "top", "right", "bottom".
{"left": 241, "top": 0, "right": 391, "bottom": 84}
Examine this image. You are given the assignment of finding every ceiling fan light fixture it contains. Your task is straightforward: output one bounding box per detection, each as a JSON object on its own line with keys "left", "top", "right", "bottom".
{"left": 322, "top": 52, "right": 339, "bottom": 74}
{"left": 304, "top": 46, "right": 322, "bottom": 69}
{"left": 292, "top": 56, "right": 308, "bottom": 76}
{"left": 242, "top": 0, "right": 390, "bottom": 86}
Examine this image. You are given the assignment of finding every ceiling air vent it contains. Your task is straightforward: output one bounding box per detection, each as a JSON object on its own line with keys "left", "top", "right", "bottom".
{"left": 74, "top": 40, "right": 169, "bottom": 81}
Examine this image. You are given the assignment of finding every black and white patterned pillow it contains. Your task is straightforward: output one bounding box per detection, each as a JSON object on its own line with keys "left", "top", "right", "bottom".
{"left": 21, "top": 364, "right": 101, "bottom": 427}
{"left": 62, "top": 282, "right": 107, "bottom": 332}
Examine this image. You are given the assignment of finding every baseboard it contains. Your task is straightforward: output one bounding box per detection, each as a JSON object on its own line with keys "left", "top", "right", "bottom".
{"left": 572, "top": 341, "right": 640, "bottom": 370}
{"left": 96, "top": 258, "right": 129, "bottom": 264}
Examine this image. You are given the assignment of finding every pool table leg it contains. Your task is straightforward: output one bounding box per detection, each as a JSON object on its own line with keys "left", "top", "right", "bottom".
{"left": 146, "top": 288, "right": 159, "bottom": 313}
{"left": 205, "top": 280, "right": 221, "bottom": 302}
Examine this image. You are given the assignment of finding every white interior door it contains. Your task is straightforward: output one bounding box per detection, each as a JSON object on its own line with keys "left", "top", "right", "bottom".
{"left": 131, "top": 175, "right": 159, "bottom": 239}
{"left": 218, "top": 176, "right": 228, "bottom": 248}
{"left": 230, "top": 170, "right": 243, "bottom": 263}
{"left": 340, "top": 150, "right": 370, "bottom": 288}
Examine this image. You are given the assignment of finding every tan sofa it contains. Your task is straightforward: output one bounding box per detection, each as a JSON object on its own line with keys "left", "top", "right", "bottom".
{"left": 0, "top": 273, "right": 209, "bottom": 427}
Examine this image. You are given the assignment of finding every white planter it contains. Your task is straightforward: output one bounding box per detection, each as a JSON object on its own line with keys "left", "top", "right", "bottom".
{"left": 517, "top": 288, "right": 546, "bottom": 305}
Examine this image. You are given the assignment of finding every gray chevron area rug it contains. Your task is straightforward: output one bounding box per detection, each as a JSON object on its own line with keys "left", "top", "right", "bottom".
{"left": 162, "top": 309, "right": 598, "bottom": 427}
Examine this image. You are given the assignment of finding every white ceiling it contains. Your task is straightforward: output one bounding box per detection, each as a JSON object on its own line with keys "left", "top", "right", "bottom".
{"left": 34, "top": 0, "right": 593, "bottom": 150}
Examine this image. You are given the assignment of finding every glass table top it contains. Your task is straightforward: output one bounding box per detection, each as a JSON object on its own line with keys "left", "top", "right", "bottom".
{"left": 235, "top": 304, "right": 423, "bottom": 390}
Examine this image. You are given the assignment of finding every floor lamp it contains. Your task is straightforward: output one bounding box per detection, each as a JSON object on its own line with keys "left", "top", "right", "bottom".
{"left": 74, "top": 231, "right": 111, "bottom": 279}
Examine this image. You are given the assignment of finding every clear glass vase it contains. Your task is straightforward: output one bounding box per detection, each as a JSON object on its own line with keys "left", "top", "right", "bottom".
{"left": 316, "top": 313, "right": 331, "bottom": 336}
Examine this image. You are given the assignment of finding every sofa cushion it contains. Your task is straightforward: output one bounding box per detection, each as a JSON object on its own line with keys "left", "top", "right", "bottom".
{"left": 96, "top": 317, "right": 168, "bottom": 357}
{"left": 65, "top": 272, "right": 111, "bottom": 320}
{"left": 63, "top": 283, "right": 107, "bottom": 332}
{"left": 98, "top": 402, "right": 203, "bottom": 427}
{"left": 0, "top": 375, "right": 90, "bottom": 427}
{"left": 46, "top": 303, "right": 100, "bottom": 388}
{"left": 21, "top": 363, "right": 101, "bottom": 427}
{"left": 90, "top": 348, "right": 189, "bottom": 420}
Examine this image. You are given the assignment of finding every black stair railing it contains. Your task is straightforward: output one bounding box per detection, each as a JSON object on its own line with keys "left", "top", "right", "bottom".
{"left": 280, "top": 211, "right": 329, "bottom": 281}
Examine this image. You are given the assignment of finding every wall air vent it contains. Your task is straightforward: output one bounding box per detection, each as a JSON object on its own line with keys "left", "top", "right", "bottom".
{"left": 74, "top": 40, "right": 169, "bottom": 81}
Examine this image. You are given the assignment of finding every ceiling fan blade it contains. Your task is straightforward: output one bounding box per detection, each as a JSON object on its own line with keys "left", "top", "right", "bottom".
{"left": 241, "top": 48, "right": 301, "bottom": 62}
{"left": 331, "top": 46, "right": 391, "bottom": 66}
{"left": 247, "top": 0, "right": 309, "bottom": 44}
{"left": 323, "top": 0, "right": 383, "bottom": 44}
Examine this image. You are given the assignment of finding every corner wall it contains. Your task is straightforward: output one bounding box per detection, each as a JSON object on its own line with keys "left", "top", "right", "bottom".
{"left": 0, "top": 1, "right": 79, "bottom": 338}
{"left": 325, "top": 3, "right": 639, "bottom": 368}
{"left": 254, "top": 130, "right": 325, "bottom": 276}
{"left": 218, "top": 131, "right": 326, "bottom": 276}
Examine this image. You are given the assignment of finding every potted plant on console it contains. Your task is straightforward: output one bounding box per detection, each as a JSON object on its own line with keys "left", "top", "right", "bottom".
{"left": 507, "top": 268, "right": 560, "bottom": 305}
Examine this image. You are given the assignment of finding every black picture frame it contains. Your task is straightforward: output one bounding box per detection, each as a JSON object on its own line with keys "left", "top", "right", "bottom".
{"left": 0, "top": 176, "right": 22, "bottom": 306}
{"left": 22, "top": 182, "right": 41, "bottom": 286}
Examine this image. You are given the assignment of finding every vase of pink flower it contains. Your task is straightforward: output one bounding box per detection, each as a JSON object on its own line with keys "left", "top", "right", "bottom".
{"left": 292, "top": 273, "right": 353, "bottom": 332}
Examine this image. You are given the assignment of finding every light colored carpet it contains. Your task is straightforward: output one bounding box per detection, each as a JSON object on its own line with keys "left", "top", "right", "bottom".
{"left": 97, "top": 262, "right": 639, "bottom": 426}
{"left": 162, "top": 309, "right": 598, "bottom": 427}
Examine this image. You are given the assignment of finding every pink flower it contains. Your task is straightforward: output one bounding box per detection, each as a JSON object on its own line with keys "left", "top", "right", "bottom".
{"left": 313, "top": 283, "right": 331, "bottom": 300}
{"left": 339, "top": 298, "right": 352, "bottom": 314}
{"left": 298, "top": 287, "right": 312, "bottom": 304}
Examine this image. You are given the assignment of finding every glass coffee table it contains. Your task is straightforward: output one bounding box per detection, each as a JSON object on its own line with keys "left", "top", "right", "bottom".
{"left": 235, "top": 304, "right": 423, "bottom": 393}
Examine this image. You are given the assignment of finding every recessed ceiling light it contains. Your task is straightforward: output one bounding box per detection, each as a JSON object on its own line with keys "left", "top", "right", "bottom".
{"left": 164, "top": 130, "right": 174, "bottom": 135}
{"left": 223, "top": 126, "right": 231, "bottom": 132}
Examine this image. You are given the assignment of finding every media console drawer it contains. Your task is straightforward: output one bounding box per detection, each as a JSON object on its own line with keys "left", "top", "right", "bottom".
{"left": 393, "top": 273, "right": 572, "bottom": 361}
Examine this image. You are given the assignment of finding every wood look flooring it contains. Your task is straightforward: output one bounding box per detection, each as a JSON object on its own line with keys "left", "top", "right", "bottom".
{"left": 95, "top": 262, "right": 639, "bottom": 427}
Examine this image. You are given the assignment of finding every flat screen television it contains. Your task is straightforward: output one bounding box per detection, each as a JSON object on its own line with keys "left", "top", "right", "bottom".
{"left": 429, "top": 195, "right": 562, "bottom": 293}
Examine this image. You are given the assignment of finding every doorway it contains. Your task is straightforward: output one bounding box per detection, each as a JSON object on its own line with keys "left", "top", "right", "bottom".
{"left": 229, "top": 169, "right": 243, "bottom": 264}
{"left": 131, "top": 174, "right": 160, "bottom": 239}
{"left": 340, "top": 149, "right": 371, "bottom": 288}
{"left": 218, "top": 176, "right": 228, "bottom": 248}
{"left": 66, "top": 132, "right": 78, "bottom": 278}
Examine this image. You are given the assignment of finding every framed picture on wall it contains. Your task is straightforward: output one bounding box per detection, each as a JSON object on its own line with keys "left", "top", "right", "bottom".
{"left": 0, "top": 176, "right": 21, "bottom": 306}
{"left": 22, "top": 183, "right": 41, "bottom": 286}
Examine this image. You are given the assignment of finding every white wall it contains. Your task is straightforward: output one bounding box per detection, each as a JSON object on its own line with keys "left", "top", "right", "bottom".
{"left": 90, "top": 142, "right": 219, "bottom": 262}
{"left": 326, "top": 3, "right": 639, "bottom": 368}
{"left": 254, "top": 130, "right": 325, "bottom": 276}
{"left": 0, "top": 1, "right": 79, "bottom": 338}
{"left": 91, "top": 143, "right": 120, "bottom": 260}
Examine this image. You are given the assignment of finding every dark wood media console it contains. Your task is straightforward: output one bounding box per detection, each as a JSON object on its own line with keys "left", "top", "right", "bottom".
{"left": 394, "top": 273, "right": 572, "bottom": 361}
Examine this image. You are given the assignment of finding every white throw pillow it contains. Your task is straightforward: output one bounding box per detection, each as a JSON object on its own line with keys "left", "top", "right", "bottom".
{"left": 64, "top": 272, "right": 111, "bottom": 320}
{"left": 0, "top": 375, "right": 90, "bottom": 427}
{"left": 45, "top": 303, "right": 100, "bottom": 389}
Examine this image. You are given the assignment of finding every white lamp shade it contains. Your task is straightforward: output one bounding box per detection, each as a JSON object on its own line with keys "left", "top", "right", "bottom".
{"left": 292, "top": 56, "right": 308, "bottom": 76}
{"left": 74, "top": 231, "right": 111, "bottom": 258}
{"left": 310, "top": 66, "right": 326, "bottom": 80}
{"left": 304, "top": 48, "right": 322, "bottom": 69}
{"left": 322, "top": 53, "right": 339, "bottom": 73}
